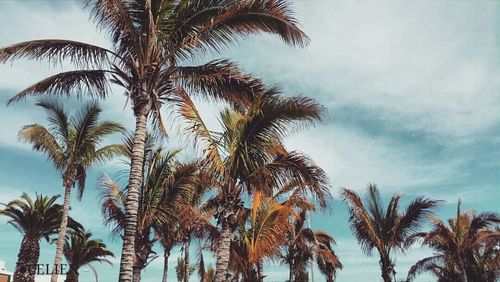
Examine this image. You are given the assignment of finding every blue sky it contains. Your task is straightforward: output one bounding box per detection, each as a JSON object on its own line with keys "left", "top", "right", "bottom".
{"left": 0, "top": 1, "right": 499, "bottom": 281}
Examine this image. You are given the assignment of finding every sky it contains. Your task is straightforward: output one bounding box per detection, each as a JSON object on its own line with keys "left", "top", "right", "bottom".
{"left": 0, "top": 1, "right": 499, "bottom": 281}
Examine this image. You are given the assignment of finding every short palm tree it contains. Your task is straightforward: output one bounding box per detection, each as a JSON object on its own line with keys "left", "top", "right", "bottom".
{"left": 19, "top": 99, "right": 123, "bottom": 282}
{"left": 230, "top": 191, "right": 296, "bottom": 282}
{"left": 406, "top": 200, "right": 500, "bottom": 282}
{"left": 152, "top": 160, "right": 214, "bottom": 282}
{"left": 0, "top": 193, "right": 81, "bottom": 282}
{"left": 199, "top": 262, "right": 216, "bottom": 282}
{"left": 161, "top": 165, "right": 214, "bottom": 282}
{"left": 63, "top": 230, "right": 114, "bottom": 282}
{"left": 175, "top": 257, "right": 195, "bottom": 282}
{"left": 0, "top": 2, "right": 309, "bottom": 280}
{"left": 280, "top": 210, "right": 342, "bottom": 282}
{"left": 101, "top": 135, "right": 205, "bottom": 282}
{"left": 342, "top": 184, "right": 440, "bottom": 282}
{"left": 179, "top": 89, "right": 330, "bottom": 280}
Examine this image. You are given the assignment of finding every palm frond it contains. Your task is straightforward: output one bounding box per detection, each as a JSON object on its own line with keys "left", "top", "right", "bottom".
{"left": 36, "top": 99, "right": 70, "bottom": 143}
{"left": 85, "top": 0, "right": 140, "bottom": 53}
{"left": 18, "top": 124, "right": 65, "bottom": 169}
{"left": 0, "top": 39, "right": 111, "bottom": 67}
{"left": 7, "top": 70, "right": 111, "bottom": 104}
{"left": 174, "top": 59, "right": 264, "bottom": 105}
{"left": 394, "top": 197, "right": 441, "bottom": 245}
{"left": 342, "top": 188, "right": 382, "bottom": 255}
{"left": 406, "top": 255, "right": 445, "bottom": 282}
{"left": 166, "top": 0, "right": 309, "bottom": 59}
{"left": 172, "top": 87, "right": 224, "bottom": 175}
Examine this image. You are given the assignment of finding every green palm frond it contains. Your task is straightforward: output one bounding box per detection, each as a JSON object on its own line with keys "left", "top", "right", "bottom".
{"left": 0, "top": 193, "right": 82, "bottom": 239}
{"left": 18, "top": 124, "right": 65, "bottom": 169}
{"left": 63, "top": 229, "right": 114, "bottom": 270}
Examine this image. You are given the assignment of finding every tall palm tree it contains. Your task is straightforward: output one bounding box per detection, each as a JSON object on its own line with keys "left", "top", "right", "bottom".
{"left": 342, "top": 184, "right": 441, "bottom": 282}
{"left": 0, "top": 3, "right": 309, "bottom": 280}
{"left": 406, "top": 200, "right": 500, "bottom": 282}
{"left": 63, "top": 230, "right": 114, "bottom": 282}
{"left": 280, "top": 210, "right": 342, "bottom": 282}
{"left": 229, "top": 191, "right": 296, "bottom": 282}
{"left": 19, "top": 99, "right": 124, "bottom": 282}
{"left": 0, "top": 193, "right": 82, "bottom": 282}
{"left": 179, "top": 88, "right": 330, "bottom": 280}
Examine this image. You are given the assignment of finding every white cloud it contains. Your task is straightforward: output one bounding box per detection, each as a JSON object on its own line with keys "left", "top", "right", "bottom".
{"left": 230, "top": 1, "right": 500, "bottom": 144}
{"left": 286, "top": 124, "right": 467, "bottom": 194}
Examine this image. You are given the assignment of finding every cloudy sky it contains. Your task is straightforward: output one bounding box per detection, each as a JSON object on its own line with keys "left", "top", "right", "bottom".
{"left": 0, "top": 1, "right": 499, "bottom": 281}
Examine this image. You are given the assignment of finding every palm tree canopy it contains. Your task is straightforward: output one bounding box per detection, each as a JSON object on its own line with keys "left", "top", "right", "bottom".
{"left": 63, "top": 229, "right": 114, "bottom": 269}
{"left": 239, "top": 191, "right": 295, "bottom": 264}
{"left": 0, "top": 193, "right": 82, "bottom": 239}
{"left": 229, "top": 192, "right": 296, "bottom": 281}
{"left": 280, "top": 210, "right": 342, "bottom": 281}
{"left": 342, "top": 184, "right": 441, "bottom": 256}
{"left": 406, "top": 201, "right": 500, "bottom": 282}
{"left": 19, "top": 99, "right": 124, "bottom": 198}
{"left": 179, "top": 88, "right": 331, "bottom": 208}
{"left": 100, "top": 141, "right": 204, "bottom": 236}
{"left": 2, "top": 0, "right": 309, "bottom": 135}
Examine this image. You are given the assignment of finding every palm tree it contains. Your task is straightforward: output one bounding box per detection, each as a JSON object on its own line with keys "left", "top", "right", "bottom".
{"left": 199, "top": 262, "right": 216, "bottom": 282}
{"left": 229, "top": 191, "right": 295, "bottom": 282}
{"left": 406, "top": 200, "right": 500, "bottom": 282}
{"left": 0, "top": 3, "right": 309, "bottom": 280}
{"left": 63, "top": 229, "right": 114, "bottom": 282}
{"left": 0, "top": 193, "right": 82, "bottom": 282}
{"left": 19, "top": 99, "right": 123, "bottom": 282}
{"left": 179, "top": 88, "right": 330, "bottom": 280}
{"left": 342, "top": 184, "right": 441, "bottom": 282}
{"left": 280, "top": 210, "right": 342, "bottom": 282}
{"left": 155, "top": 162, "right": 214, "bottom": 282}
{"left": 101, "top": 134, "right": 207, "bottom": 282}
{"left": 175, "top": 257, "right": 195, "bottom": 282}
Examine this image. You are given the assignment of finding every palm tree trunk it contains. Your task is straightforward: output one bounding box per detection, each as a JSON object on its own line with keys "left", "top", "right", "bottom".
{"left": 458, "top": 258, "right": 468, "bottom": 282}
{"left": 184, "top": 238, "right": 190, "bottom": 282}
{"left": 162, "top": 248, "right": 170, "bottom": 282}
{"left": 119, "top": 114, "right": 148, "bottom": 282}
{"left": 14, "top": 235, "right": 40, "bottom": 282}
{"left": 65, "top": 266, "right": 78, "bottom": 282}
{"left": 132, "top": 267, "right": 142, "bottom": 282}
{"left": 288, "top": 261, "right": 294, "bottom": 282}
{"left": 379, "top": 256, "right": 394, "bottom": 282}
{"left": 215, "top": 222, "right": 232, "bottom": 282}
{"left": 257, "top": 260, "right": 264, "bottom": 282}
{"left": 51, "top": 181, "right": 73, "bottom": 282}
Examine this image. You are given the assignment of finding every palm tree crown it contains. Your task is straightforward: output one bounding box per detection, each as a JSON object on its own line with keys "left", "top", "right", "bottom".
{"left": 230, "top": 191, "right": 296, "bottom": 281}
{"left": 63, "top": 229, "right": 114, "bottom": 282}
{"left": 342, "top": 184, "right": 441, "bottom": 282}
{"left": 19, "top": 99, "right": 124, "bottom": 198}
{"left": 280, "top": 210, "right": 342, "bottom": 282}
{"left": 406, "top": 200, "right": 500, "bottom": 282}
